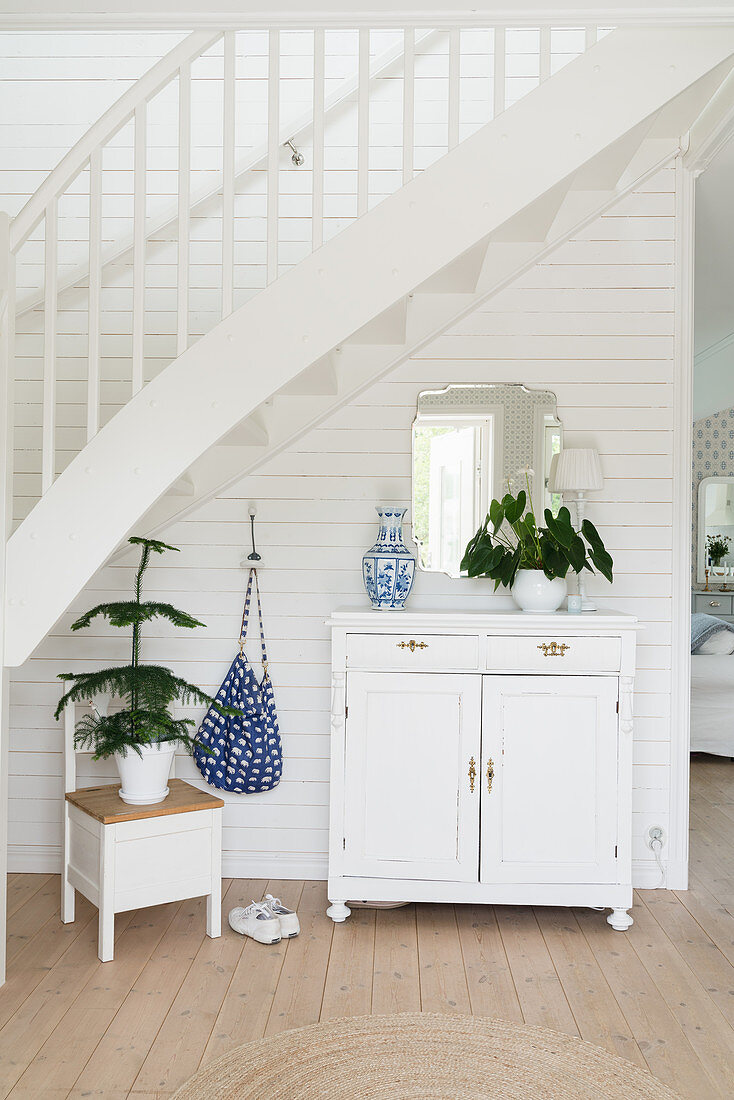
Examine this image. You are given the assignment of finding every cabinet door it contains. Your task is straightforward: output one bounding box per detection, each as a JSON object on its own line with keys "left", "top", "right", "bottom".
{"left": 481, "top": 675, "right": 619, "bottom": 884}
{"left": 343, "top": 672, "right": 481, "bottom": 881}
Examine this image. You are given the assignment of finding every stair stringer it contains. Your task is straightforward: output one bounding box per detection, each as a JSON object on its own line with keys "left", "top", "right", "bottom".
{"left": 6, "top": 25, "right": 734, "bottom": 668}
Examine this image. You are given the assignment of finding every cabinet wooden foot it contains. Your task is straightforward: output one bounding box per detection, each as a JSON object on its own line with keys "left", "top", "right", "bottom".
{"left": 607, "top": 907, "right": 633, "bottom": 931}
{"left": 327, "top": 901, "right": 351, "bottom": 923}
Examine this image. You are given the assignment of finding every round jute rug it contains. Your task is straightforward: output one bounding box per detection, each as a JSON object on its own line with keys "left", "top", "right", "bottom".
{"left": 171, "top": 1013, "right": 680, "bottom": 1099}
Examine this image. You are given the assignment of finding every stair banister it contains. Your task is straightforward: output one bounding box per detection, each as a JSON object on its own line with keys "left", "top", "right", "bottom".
{"left": 9, "top": 31, "right": 223, "bottom": 254}
{"left": 14, "top": 29, "right": 441, "bottom": 320}
{"left": 42, "top": 197, "right": 58, "bottom": 493}
{"left": 177, "top": 60, "right": 192, "bottom": 357}
{"left": 222, "top": 31, "right": 236, "bottom": 318}
{"left": 402, "top": 29, "right": 414, "bottom": 183}
{"left": 88, "top": 148, "right": 102, "bottom": 442}
{"left": 313, "top": 27, "right": 326, "bottom": 249}
{"left": 267, "top": 30, "right": 280, "bottom": 287}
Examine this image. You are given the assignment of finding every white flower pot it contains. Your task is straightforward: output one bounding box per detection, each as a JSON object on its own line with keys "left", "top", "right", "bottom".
{"left": 511, "top": 569, "right": 567, "bottom": 613}
{"left": 114, "top": 741, "right": 175, "bottom": 805}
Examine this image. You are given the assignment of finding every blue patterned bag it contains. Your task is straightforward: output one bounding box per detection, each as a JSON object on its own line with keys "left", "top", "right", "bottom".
{"left": 194, "top": 569, "right": 282, "bottom": 793}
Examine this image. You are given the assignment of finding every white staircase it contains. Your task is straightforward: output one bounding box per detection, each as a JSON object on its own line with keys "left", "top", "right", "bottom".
{"left": 4, "top": 24, "right": 734, "bottom": 668}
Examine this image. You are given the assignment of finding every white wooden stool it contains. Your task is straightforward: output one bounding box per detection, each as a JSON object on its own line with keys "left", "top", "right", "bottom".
{"left": 62, "top": 777, "right": 224, "bottom": 962}
{"left": 61, "top": 702, "right": 224, "bottom": 961}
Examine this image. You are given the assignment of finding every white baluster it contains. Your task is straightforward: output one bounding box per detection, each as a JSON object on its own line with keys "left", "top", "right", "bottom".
{"left": 357, "top": 28, "right": 370, "bottom": 217}
{"left": 87, "top": 147, "right": 102, "bottom": 442}
{"left": 402, "top": 28, "right": 415, "bottom": 184}
{"left": 177, "top": 62, "right": 191, "bottom": 358}
{"left": 312, "top": 27, "right": 325, "bottom": 251}
{"left": 132, "top": 102, "right": 146, "bottom": 394}
{"left": 585, "top": 26, "right": 598, "bottom": 49}
{"left": 493, "top": 26, "right": 506, "bottom": 118}
{"left": 42, "top": 197, "right": 58, "bottom": 494}
{"left": 222, "top": 30, "right": 236, "bottom": 318}
{"left": 448, "top": 28, "right": 460, "bottom": 150}
{"left": 267, "top": 29, "right": 280, "bottom": 285}
{"left": 539, "top": 25, "right": 551, "bottom": 83}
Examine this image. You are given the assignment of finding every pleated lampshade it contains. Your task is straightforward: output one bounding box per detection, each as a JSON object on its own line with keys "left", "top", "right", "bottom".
{"left": 548, "top": 448, "right": 604, "bottom": 493}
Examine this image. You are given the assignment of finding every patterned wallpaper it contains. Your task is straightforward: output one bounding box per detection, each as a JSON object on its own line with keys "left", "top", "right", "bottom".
{"left": 692, "top": 407, "right": 734, "bottom": 584}
{"left": 417, "top": 383, "right": 557, "bottom": 498}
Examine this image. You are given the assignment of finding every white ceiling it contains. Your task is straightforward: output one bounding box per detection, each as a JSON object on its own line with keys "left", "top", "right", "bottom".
{"left": 3, "top": 1, "right": 734, "bottom": 26}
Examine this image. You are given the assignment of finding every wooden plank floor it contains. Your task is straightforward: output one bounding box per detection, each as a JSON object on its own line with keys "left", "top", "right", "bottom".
{"left": 1, "top": 757, "right": 733, "bottom": 1099}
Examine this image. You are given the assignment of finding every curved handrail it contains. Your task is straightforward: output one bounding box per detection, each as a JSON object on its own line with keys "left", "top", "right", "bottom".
{"left": 9, "top": 29, "right": 222, "bottom": 253}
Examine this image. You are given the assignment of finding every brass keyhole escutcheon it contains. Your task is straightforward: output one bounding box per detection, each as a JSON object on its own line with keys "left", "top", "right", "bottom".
{"left": 396, "top": 639, "right": 428, "bottom": 653}
{"left": 537, "top": 641, "right": 570, "bottom": 657}
{"left": 468, "top": 757, "right": 476, "bottom": 793}
{"left": 486, "top": 758, "right": 494, "bottom": 794}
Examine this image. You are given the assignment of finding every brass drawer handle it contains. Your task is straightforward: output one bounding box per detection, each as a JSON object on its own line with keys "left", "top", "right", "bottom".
{"left": 709, "top": 601, "right": 722, "bottom": 607}
{"left": 486, "top": 758, "right": 494, "bottom": 794}
{"left": 537, "top": 642, "right": 570, "bottom": 657}
{"left": 468, "top": 757, "right": 476, "bottom": 793}
{"left": 396, "top": 639, "right": 428, "bottom": 652}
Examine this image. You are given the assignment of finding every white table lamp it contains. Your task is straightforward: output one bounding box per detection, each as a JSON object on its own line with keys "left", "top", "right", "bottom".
{"left": 548, "top": 448, "right": 604, "bottom": 611}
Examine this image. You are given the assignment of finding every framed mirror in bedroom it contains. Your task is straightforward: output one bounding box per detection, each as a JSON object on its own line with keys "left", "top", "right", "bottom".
{"left": 411, "top": 383, "right": 563, "bottom": 579}
{"left": 696, "top": 475, "right": 734, "bottom": 582}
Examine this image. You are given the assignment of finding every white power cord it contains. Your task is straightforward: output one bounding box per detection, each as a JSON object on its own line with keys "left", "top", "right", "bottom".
{"left": 650, "top": 835, "right": 666, "bottom": 888}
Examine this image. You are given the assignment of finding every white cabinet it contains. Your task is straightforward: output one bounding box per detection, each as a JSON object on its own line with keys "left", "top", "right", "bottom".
{"left": 343, "top": 672, "right": 481, "bottom": 881}
{"left": 327, "top": 609, "right": 638, "bottom": 931}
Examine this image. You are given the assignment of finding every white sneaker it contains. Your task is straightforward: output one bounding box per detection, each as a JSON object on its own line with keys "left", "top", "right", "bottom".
{"left": 264, "top": 893, "right": 300, "bottom": 938}
{"left": 228, "top": 901, "right": 281, "bottom": 944}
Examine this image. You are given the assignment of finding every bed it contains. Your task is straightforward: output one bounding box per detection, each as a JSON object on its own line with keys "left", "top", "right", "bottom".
{"left": 690, "top": 653, "right": 734, "bottom": 757}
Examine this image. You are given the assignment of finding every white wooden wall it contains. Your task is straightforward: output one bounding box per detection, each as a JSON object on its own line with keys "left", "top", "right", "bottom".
{"left": 7, "top": 166, "right": 676, "bottom": 884}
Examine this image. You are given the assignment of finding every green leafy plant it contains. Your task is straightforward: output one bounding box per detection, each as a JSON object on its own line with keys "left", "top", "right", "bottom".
{"left": 460, "top": 478, "right": 613, "bottom": 592}
{"left": 55, "top": 537, "right": 222, "bottom": 760}
{"left": 706, "top": 533, "right": 730, "bottom": 566}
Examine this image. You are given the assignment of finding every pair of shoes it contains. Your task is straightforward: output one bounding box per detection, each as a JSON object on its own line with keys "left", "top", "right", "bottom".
{"left": 228, "top": 894, "right": 300, "bottom": 944}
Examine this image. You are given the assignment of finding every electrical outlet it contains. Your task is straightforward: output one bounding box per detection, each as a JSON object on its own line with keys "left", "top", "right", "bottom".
{"left": 647, "top": 825, "right": 666, "bottom": 849}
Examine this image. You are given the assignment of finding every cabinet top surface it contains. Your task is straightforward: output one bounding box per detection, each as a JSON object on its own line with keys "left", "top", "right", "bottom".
{"left": 327, "top": 607, "right": 639, "bottom": 629}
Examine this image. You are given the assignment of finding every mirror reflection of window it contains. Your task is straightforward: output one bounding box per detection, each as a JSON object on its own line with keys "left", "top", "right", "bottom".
{"left": 412, "top": 384, "right": 561, "bottom": 578}
{"left": 414, "top": 417, "right": 490, "bottom": 576}
{"left": 544, "top": 417, "right": 563, "bottom": 515}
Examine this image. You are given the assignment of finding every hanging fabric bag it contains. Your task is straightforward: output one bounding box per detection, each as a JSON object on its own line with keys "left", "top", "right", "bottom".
{"left": 194, "top": 569, "right": 282, "bottom": 793}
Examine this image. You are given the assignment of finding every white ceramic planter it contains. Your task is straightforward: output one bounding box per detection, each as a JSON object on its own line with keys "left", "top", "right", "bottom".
{"left": 114, "top": 741, "right": 175, "bottom": 805}
{"left": 511, "top": 569, "right": 568, "bottom": 613}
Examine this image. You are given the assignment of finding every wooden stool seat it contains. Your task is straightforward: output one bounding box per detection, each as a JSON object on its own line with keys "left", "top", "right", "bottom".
{"left": 62, "top": 718, "right": 224, "bottom": 964}
{"left": 66, "top": 778, "right": 224, "bottom": 823}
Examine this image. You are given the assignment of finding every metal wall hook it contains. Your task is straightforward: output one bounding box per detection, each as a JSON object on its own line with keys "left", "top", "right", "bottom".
{"left": 284, "top": 139, "right": 305, "bottom": 167}
{"left": 247, "top": 506, "right": 262, "bottom": 562}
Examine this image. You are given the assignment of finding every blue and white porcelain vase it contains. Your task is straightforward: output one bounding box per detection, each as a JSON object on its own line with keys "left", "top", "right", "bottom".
{"left": 362, "top": 506, "right": 416, "bottom": 611}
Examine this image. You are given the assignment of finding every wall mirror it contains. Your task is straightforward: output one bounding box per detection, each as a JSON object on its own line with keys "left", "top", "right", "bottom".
{"left": 697, "top": 476, "right": 734, "bottom": 581}
{"left": 412, "top": 383, "right": 562, "bottom": 578}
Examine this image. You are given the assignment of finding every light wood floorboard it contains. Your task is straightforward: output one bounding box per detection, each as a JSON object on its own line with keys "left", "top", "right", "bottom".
{"left": 0, "top": 757, "right": 731, "bottom": 1098}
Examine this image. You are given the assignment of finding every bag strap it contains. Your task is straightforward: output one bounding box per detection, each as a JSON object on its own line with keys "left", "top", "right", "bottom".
{"left": 239, "top": 568, "right": 269, "bottom": 675}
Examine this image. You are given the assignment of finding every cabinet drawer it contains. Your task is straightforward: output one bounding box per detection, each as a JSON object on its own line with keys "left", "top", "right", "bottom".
{"left": 693, "top": 593, "right": 733, "bottom": 616}
{"left": 346, "top": 633, "right": 479, "bottom": 670}
{"left": 486, "top": 634, "right": 621, "bottom": 672}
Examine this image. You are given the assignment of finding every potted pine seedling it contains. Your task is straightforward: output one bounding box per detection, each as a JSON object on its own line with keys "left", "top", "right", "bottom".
{"left": 55, "top": 536, "right": 221, "bottom": 805}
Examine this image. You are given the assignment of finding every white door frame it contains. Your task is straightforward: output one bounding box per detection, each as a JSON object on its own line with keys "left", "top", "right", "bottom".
{"left": 668, "top": 155, "right": 695, "bottom": 890}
